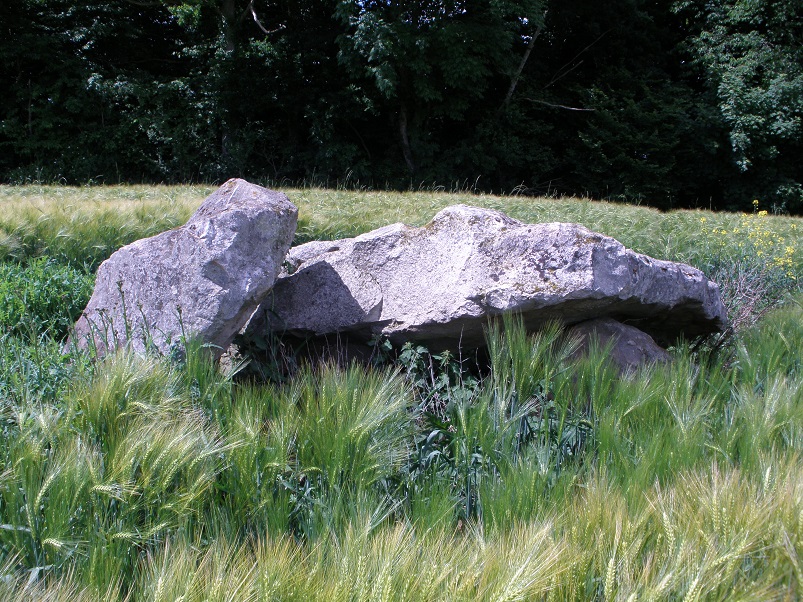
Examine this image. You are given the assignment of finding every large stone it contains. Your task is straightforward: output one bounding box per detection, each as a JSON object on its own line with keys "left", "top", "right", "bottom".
{"left": 249, "top": 204, "right": 726, "bottom": 349}
{"left": 566, "top": 318, "right": 672, "bottom": 373}
{"left": 72, "top": 179, "right": 297, "bottom": 358}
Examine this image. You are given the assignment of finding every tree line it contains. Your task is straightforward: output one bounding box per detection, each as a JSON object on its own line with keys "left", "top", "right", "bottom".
{"left": 2, "top": 0, "right": 802, "bottom": 213}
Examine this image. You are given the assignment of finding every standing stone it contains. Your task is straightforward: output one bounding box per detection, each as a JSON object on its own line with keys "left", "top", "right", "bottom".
{"left": 249, "top": 204, "right": 727, "bottom": 349}
{"left": 72, "top": 178, "right": 297, "bottom": 359}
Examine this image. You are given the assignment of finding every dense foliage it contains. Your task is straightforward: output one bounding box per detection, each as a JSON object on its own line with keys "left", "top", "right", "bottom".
{"left": 2, "top": 0, "right": 802, "bottom": 213}
{"left": 0, "top": 258, "right": 93, "bottom": 339}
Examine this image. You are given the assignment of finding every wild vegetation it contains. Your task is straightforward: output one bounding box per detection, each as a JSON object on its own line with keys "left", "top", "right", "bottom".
{"left": 0, "top": 185, "right": 802, "bottom": 600}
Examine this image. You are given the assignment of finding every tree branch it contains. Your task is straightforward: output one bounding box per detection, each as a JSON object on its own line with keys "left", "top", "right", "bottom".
{"left": 524, "top": 98, "right": 595, "bottom": 111}
{"left": 122, "top": 0, "right": 163, "bottom": 7}
{"left": 544, "top": 29, "right": 610, "bottom": 89}
{"left": 399, "top": 103, "right": 415, "bottom": 174}
{"left": 502, "top": 20, "right": 544, "bottom": 109}
{"left": 242, "top": 0, "right": 286, "bottom": 35}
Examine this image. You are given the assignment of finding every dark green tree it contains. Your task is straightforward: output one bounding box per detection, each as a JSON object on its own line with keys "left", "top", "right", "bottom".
{"left": 0, "top": 0, "right": 105, "bottom": 181}
{"left": 675, "top": 0, "right": 803, "bottom": 212}
{"left": 335, "top": 0, "right": 547, "bottom": 178}
{"left": 3, "top": 0, "right": 801, "bottom": 214}
{"left": 89, "top": 0, "right": 356, "bottom": 182}
{"left": 500, "top": 0, "right": 732, "bottom": 208}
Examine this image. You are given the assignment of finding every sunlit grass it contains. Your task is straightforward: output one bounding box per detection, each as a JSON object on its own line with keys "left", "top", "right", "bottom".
{"left": 0, "top": 185, "right": 203, "bottom": 267}
{"left": 0, "top": 298, "right": 800, "bottom": 598}
{"left": 0, "top": 184, "right": 802, "bottom": 598}
{"left": 3, "top": 184, "right": 799, "bottom": 332}
{"left": 2, "top": 184, "right": 801, "bottom": 271}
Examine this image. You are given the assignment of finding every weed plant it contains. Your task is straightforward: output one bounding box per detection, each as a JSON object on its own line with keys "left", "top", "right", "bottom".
{"left": 0, "top": 186, "right": 801, "bottom": 599}
{"left": 0, "top": 258, "right": 93, "bottom": 340}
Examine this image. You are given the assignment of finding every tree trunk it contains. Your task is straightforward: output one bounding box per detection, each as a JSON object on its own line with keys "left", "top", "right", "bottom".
{"left": 222, "top": 0, "right": 237, "bottom": 53}
{"left": 502, "top": 23, "right": 543, "bottom": 109}
{"left": 399, "top": 103, "right": 415, "bottom": 174}
{"left": 220, "top": 0, "right": 237, "bottom": 159}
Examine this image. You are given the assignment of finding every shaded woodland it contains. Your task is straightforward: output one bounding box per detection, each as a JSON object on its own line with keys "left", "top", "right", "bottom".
{"left": 2, "top": 0, "right": 802, "bottom": 213}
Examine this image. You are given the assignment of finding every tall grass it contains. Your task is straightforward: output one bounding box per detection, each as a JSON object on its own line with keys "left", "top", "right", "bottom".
{"left": 0, "top": 185, "right": 802, "bottom": 598}
{"left": 0, "top": 185, "right": 201, "bottom": 267}
{"left": 3, "top": 184, "right": 799, "bottom": 328}
{"left": 3, "top": 184, "right": 801, "bottom": 269}
{"left": 0, "top": 298, "right": 800, "bottom": 598}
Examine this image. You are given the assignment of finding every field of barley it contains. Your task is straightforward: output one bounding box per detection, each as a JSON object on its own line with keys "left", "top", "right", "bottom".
{"left": 0, "top": 184, "right": 802, "bottom": 600}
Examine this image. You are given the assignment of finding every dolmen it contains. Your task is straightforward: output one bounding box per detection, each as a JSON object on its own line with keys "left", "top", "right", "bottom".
{"left": 247, "top": 204, "right": 726, "bottom": 351}
{"left": 71, "top": 180, "right": 728, "bottom": 370}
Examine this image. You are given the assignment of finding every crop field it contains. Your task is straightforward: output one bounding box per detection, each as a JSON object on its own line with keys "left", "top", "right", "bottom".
{"left": 0, "top": 185, "right": 802, "bottom": 600}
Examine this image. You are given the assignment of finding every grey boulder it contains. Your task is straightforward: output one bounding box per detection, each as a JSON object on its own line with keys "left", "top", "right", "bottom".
{"left": 72, "top": 178, "right": 297, "bottom": 358}
{"left": 250, "top": 204, "right": 726, "bottom": 348}
{"left": 567, "top": 318, "right": 672, "bottom": 373}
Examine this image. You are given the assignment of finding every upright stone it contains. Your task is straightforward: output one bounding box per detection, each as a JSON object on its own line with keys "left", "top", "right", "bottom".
{"left": 72, "top": 179, "right": 297, "bottom": 358}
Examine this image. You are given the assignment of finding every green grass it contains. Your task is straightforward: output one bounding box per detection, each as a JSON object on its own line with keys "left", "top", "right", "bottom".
{"left": 2, "top": 184, "right": 801, "bottom": 265}
{"left": 0, "top": 184, "right": 802, "bottom": 599}
{"left": 2, "top": 184, "right": 799, "bottom": 323}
